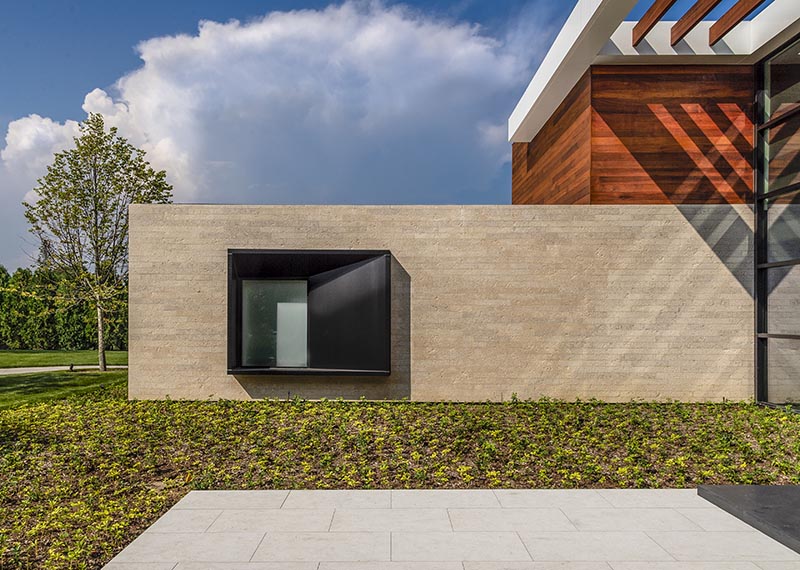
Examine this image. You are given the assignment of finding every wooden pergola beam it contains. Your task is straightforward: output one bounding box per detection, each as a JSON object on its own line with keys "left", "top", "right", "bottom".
{"left": 671, "top": 0, "right": 724, "bottom": 46}
{"left": 633, "top": 0, "right": 680, "bottom": 46}
{"left": 709, "top": 0, "right": 768, "bottom": 45}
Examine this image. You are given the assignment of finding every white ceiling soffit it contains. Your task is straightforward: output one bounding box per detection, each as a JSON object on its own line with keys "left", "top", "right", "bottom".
{"left": 598, "top": 21, "right": 752, "bottom": 62}
{"left": 508, "top": 0, "right": 800, "bottom": 143}
{"left": 508, "top": 0, "right": 638, "bottom": 143}
{"left": 599, "top": 0, "right": 800, "bottom": 63}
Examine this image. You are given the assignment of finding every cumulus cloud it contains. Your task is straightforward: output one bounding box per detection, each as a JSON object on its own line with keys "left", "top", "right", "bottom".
{"left": 0, "top": 1, "right": 557, "bottom": 268}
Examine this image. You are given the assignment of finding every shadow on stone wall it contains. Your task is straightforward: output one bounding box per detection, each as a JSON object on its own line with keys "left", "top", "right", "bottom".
{"left": 234, "top": 256, "right": 411, "bottom": 400}
{"left": 676, "top": 204, "right": 754, "bottom": 297}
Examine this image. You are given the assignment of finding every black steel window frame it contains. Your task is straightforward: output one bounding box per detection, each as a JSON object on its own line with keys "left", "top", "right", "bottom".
{"left": 754, "top": 32, "right": 800, "bottom": 403}
{"left": 227, "top": 249, "right": 392, "bottom": 376}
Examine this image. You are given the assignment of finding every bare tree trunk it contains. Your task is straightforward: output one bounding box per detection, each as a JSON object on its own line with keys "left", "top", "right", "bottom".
{"left": 96, "top": 303, "right": 107, "bottom": 372}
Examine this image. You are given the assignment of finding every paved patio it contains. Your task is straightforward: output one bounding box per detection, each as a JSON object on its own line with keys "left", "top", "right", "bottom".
{"left": 103, "top": 489, "right": 800, "bottom": 569}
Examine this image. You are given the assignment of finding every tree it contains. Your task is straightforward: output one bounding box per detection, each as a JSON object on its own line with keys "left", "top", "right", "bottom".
{"left": 24, "top": 113, "right": 172, "bottom": 370}
{"left": 0, "top": 267, "right": 57, "bottom": 350}
{"left": 0, "top": 265, "right": 8, "bottom": 349}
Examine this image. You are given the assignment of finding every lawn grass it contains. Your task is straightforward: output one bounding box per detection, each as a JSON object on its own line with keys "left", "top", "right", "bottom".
{"left": 2, "top": 380, "right": 800, "bottom": 569}
{"left": 0, "top": 369, "right": 127, "bottom": 409}
{"left": 0, "top": 349, "right": 127, "bottom": 368}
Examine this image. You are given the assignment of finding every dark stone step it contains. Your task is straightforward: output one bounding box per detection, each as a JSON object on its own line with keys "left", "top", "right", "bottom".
{"left": 698, "top": 485, "right": 800, "bottom": 554}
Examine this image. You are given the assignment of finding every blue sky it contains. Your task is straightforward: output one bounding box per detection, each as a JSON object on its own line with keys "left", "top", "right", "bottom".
{"left": 0, "top": 0, "right": 774, "bottom": 269}
{"left": 0, "top": 0, "right": 554, "bottom": 141}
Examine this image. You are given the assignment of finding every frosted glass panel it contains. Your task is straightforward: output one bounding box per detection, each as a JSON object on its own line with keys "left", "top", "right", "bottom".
{"left": 241, "top": 280, "right": 307, "bottom": 367}
{"left": 276, "top": 302, "right": 307, "bottom": 367}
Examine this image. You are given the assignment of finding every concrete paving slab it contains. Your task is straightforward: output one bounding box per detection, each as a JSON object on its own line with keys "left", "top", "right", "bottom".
{"left": 102, "top": 489, "right": 800, "bottom": 569}
{"left": 111, "top": 532, "right": 264, "bottom": 564}
{"left": 561, "top": 507, "right": 703, "bottom": 531}
{"left": 392, "top": 489, "right": 501, "bottom": 509}
{"left": 676, "top": 507, "right": 758, "bottom": 531}
{"left": 103, "top": 564, "right": 178, "bottom": 570}
{"left": 175, "top": 562, "right": 317, "bottom": 570}
{"left": 448, "top": 508, "right": 576, "bottom": 532}
{"left": 392, "top": 531, "right": 531, "bottom": 561}
{"left": 281, "top": 490, "right": 391, "bottom": 509}
{"left": 207, "top": 508, "right": 334, "bottom": 532}
{"left": 464, "top": 562, "right": 611, "bottom": 570}
{"left": 648, "top": 530, "right": 800, "bottom": 561}
{"left": 147, "top": 509, "right": 222, "bottom": 533}
{"left": 330, "top": 508, "right": 451, "bottom": 531}
{"left": 493, "top": 490, "right": 613, "bottom": 509}
{"left": 519, "top": 531, "right": 673, "bottom": 561}
{"left": 319, "top": 562, "right": 464, "bottom": 570}
{"left": 252, "top": 532, "right": 390, "bottom": 562}
{"left": 610, "top": 563, "right": 761, "bottom": 569}
{"left": 595, "top": 489, "right": 709, "bottom": 508}
{"left": 173, "top": 490, "right": 288, "bottom": 510}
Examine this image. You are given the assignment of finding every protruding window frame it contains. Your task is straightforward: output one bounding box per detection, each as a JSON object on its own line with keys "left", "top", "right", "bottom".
{"left": 227, "top": 249, "right": 391, "bottom": 376}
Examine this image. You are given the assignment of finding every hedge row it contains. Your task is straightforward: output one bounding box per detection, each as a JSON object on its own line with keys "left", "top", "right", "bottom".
{"left": 0, "top": 266, "right": 127, "bottom": 351}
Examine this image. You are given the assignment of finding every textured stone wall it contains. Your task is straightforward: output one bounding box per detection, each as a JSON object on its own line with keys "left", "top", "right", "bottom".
{"left": 129, "top": 204, "right": 754, "bottom": 402}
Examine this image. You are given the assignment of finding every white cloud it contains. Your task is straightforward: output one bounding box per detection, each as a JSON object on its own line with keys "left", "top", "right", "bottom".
{"left": 0, "top": 1, "right": 557, "bottom": 268}
{"left": 1, "top": 115, "right": 79, "bottom": 177}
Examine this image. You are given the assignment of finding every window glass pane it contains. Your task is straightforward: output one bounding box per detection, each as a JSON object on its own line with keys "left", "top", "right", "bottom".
{"left": 765, "top": 113, "right": 800, "bottom": 191}
{"left": 241, "top": 280, "right": 307, "bottom": 367}
{"left": 767, "top": 189, "right": 800, "bottom": 261}
{"left": 767, "top": 265, "right": 800, "bottom": 335}
{"left": 768, "top": 338, "right": 800, "bottom": 404}
{"left": 764, "top": 37, "right": 800, "bottom": 121}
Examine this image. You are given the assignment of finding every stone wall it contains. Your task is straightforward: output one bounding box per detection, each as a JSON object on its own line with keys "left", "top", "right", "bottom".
{"left": 129, "top": 204, "right": 754, "bottom": 402}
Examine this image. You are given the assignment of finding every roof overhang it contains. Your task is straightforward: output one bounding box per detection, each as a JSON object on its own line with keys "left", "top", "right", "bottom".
{"left": 509, "top": 0, "right": 800, "bottom": 143}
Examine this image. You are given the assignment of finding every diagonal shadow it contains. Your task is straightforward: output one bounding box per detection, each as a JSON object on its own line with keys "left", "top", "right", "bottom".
{"left": 595, "top": 101, "right": 755, "bottom": 295}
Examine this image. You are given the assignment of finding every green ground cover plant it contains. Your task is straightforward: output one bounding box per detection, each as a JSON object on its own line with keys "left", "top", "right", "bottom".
{"left": 1, "top": 378, "right": 800, "bottom": 569}
{"left": 0, "top": 350, "right": 128, "bottom": 369}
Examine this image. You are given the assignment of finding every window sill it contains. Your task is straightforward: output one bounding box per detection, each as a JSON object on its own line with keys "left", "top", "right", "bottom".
{"left": 227, "top": 367, "right": 391, "bottom": 377}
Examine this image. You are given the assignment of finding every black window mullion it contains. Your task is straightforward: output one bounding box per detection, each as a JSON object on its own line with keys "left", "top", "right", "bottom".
{"left": 758, "top": 333, "right": 800, "bottom": 340}
{"left": 756, "top": 181, "right": 800, "bottom": 202}
{"left": 755, "top": 57, "right": 768, "bottom": 402}
{"left": 757, "top": 258, "right": 800, "bottom": 269}
{"left": 757, "top": 103, "right": 800, "bottom": 132}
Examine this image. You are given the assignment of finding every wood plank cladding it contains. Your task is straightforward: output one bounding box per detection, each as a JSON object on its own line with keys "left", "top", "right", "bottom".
{"left": 511, "top": 71, "right": 591, "bottom": 205}
{"left": 591, "top": 65, "right": 754, "bottom": 205}
{"left": 512, "top": 65, "right": 754, "bottom": 205}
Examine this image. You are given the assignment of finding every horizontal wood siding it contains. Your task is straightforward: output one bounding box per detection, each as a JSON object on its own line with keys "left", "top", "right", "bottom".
{"left": 591, "top": 65, "right": 754, "bottom": 204}
{"left": 512, "top": 71, "right": 591, "bottom": 205}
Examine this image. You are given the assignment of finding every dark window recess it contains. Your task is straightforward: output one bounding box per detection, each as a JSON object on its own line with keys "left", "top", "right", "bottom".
{"left": 228, "top": 250, "right": 391, "bottom": 376}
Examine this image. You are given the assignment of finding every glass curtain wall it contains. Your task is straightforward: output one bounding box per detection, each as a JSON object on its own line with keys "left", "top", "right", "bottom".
{"left": 756, "top": 35, "right": 800, "bottom": 403}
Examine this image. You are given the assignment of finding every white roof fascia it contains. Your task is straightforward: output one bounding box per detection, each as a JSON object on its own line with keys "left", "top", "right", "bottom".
{"left": 508, "top": 0, "right": 637, "bottom": 143}
{"left": 746, "top": 0, "right": 800, "bottom": 62}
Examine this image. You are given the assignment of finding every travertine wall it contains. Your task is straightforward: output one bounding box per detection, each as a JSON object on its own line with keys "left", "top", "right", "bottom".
{"left": 129, "top": 204, "right": 754, "bottom": 402}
